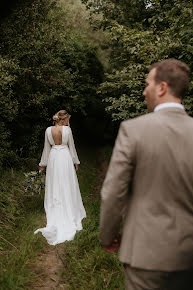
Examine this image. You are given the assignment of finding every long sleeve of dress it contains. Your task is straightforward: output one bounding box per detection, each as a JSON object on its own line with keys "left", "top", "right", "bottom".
{"left": 39, "top": 129, "right": 51, "bottom": 167}
{"left": 68, "top": 128, "right": 80, "bottom": 164}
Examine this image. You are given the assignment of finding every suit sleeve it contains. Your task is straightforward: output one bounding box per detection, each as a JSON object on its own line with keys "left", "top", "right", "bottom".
{"left": 99, "top": 121, "right": 136, "bottom": 245}
{"left": 39, "top": 129, "right": 51, "bottom": 167}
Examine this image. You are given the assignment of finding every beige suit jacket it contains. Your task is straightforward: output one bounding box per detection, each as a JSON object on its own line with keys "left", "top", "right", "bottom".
{"left": 99, "top": 108, "right": 193, "bottom": 271}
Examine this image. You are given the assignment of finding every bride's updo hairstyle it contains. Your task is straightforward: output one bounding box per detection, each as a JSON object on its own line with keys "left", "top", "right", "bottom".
{"left": 53, "top": 110, "right": 70, "bottom": 125}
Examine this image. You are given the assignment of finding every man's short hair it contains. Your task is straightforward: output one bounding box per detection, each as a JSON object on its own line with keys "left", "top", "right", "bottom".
{"left": 150, "top": 59, "right": 190, "bottom": 98}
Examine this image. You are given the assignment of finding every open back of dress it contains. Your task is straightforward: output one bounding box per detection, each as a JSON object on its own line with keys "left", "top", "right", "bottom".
{"left": 51, "top": 126, "right": 63, "bottom": 145}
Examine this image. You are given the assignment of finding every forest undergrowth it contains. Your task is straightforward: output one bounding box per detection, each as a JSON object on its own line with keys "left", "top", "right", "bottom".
{"left": 0, "top": 146, "right": 124, "bottom": 290}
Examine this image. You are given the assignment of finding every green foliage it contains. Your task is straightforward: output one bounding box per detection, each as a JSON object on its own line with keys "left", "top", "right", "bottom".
{"left": 0, "top": 147, "right": 123, "bottom": 289}
{"left": 0, "top": 56, "right": 19, "bottom": 166}
{"left": 0, "top": 168, "right": 46, "bottom": 289}
{"left": 0, "top": 171, "right": 24, "bottom": 240}
{"left": 0, "top": 0, "right": 104, "bottom": 165}
{"left": 81, "top": 0, "right": 152, "bottom": 29}
{"left": 82, "top": 0, "right": 193, "bottom": 120}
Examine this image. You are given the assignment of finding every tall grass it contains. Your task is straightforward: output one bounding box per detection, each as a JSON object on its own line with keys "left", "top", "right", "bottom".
{"left": 0, "top": 165, "right": 47, "bottom": 290}
{"left": 59, "top": 146, "right": 124, "bottom": 289}
{"left": 0, "top": 147, "right": 124, "bottom": 289}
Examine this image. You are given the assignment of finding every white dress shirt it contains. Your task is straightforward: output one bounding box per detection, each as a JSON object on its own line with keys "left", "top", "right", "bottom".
{"left": 154, "top": 102, "right": 184, "bottom": 112}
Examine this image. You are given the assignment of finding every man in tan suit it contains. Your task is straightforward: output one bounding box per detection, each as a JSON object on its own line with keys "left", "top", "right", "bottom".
{"left": 99, "top": 59, "right": 193, "bottom": 289}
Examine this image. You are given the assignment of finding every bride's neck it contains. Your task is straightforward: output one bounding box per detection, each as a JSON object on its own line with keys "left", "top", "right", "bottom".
{"left": 56, "top": 122, "right": 68, "bottom": 126}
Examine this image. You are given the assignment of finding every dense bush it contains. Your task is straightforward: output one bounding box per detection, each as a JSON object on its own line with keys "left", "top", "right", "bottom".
{"left": 0, "top": 0, "right": 104, "bottom": 165}
{"left": 82, "top": 0, "right": 193, "bottom": 120}
{"left": 0, "top": 56, "right": 19, "bottom": 167}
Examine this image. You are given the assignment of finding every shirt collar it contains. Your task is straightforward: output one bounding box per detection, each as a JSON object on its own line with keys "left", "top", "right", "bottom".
{"left": 154, "top": 102, "right": 184, "bottom": 112}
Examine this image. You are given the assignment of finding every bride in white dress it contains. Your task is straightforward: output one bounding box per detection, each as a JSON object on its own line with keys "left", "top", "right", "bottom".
{"left": 34, "top": 110, "right": 86, "bottom": 245}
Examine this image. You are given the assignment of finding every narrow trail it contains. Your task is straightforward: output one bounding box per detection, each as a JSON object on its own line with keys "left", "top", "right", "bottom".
{"left": 29, "top": 213, "right": 68, "bottom": 289}
{"left": 31, "top": 242, "right": 66, "bottom": 289}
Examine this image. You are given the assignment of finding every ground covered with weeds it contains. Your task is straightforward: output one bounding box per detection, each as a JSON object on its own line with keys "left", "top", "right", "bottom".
{"left": 0, "top": 163, "right": 47, "bottom": 289}
{"left": 0, "top": 147, "right": 124, "bottom": 289}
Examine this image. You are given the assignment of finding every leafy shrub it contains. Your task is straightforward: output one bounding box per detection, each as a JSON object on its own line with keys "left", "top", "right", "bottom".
{"left": 83, "top": 0, "right": 193, "bottom": 120}
{"left": 0, "top": 0, "right": 104, "bottom": 166}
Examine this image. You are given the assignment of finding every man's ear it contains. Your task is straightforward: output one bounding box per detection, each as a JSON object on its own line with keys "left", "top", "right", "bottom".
{"left": 159, "top": 81, "right": 167, "bottom": 97}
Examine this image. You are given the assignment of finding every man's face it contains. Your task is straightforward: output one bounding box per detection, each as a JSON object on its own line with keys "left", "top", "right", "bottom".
{"left": 143, "top": 68, "right": 160, "bottom": 112}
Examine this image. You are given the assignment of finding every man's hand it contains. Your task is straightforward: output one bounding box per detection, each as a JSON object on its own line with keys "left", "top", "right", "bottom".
{"left": 102, "top": 243, "right": 119, "bottom": 253}
{"left": 102, "top": 233, "right": 121, "bottom": 253}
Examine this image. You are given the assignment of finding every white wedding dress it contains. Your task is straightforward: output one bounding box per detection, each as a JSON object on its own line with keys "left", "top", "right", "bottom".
{"left": 34, "top": 126, "right": 86, "bottom": 245}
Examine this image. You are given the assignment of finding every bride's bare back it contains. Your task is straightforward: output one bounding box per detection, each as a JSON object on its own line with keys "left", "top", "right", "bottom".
{"left": 51, "top": 126, "right": 63, "bottom": 145}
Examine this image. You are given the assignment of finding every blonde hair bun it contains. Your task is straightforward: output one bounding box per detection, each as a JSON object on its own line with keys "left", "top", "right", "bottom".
{"left": 53, "top": 114, "right": 59, "bottom": 122}
{"left": 52, "top": 110, "right": 70, "bottom": 124}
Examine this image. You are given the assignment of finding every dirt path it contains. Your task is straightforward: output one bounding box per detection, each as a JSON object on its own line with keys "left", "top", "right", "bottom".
{"left": 30, "top": 215, "right": 68, "bottom": 289}
{"left": 31, "top": 242, "right": 67, "bottom": 290}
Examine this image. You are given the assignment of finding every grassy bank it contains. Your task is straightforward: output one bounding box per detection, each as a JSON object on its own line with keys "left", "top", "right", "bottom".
{"left": 0, "top": 147, "right": 124, "bottom": 289}
{"left": 0, "top": 166, "right": 47, "bottom": 289}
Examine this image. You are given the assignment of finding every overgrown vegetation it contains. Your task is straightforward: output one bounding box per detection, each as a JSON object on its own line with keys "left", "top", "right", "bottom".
{"left": 60, "top": 146, "right": 124, "bottom": 289}
{"left": 2, "top": 0, "right": 192, "bottom": 166}
{"left": 82, "top": 0, "right": 193, "bottom": 120}
{"left": 0, "top": 147, "right": 123, "bottom": 289}
{"left": 0, "top": 0, "right": 106, "bottom": 168}
{"left": 1, "top": 0, "right": 193, "bottom": 287}
{"left": 0, "top": 163, "right": 46, "bottom": 289}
